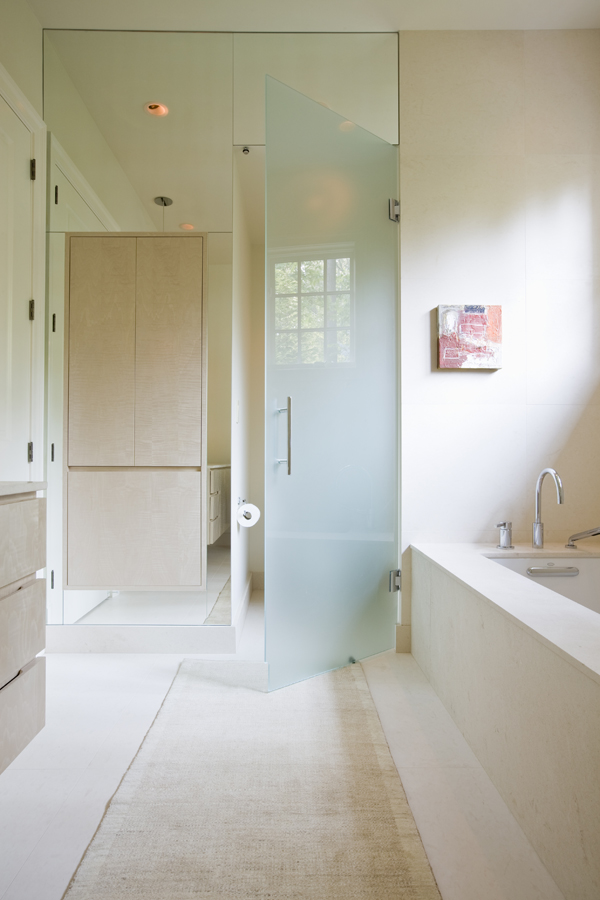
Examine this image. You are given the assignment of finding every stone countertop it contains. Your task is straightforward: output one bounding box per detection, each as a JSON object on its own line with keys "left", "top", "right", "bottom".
{"left": 0, "top": 482, "right": 46, "bottom": 498}
{"left": 410, "top": 541, "right": 600, "bottom": 686}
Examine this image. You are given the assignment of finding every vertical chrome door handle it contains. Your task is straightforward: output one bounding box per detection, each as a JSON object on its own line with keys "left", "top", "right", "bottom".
{"left": 276, "top": 397, "right": 292, "bottom": 475}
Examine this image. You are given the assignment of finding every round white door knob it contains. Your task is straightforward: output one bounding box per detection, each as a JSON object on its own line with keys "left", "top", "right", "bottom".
{"left": 237, "top": 503, "right": 261, "bottom": 527}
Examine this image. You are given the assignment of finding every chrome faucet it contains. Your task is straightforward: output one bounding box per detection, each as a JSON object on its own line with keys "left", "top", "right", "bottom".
{"left": 533, "top": 468, "right": 564, "bottom": 548}
{"left": 566, "top": 526, "right": 600, "bottom": 549}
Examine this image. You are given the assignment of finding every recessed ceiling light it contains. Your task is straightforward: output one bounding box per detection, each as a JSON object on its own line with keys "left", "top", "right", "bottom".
{"left": 339, "top": 120, "right": 356, "bottom": 132}
{"left": 145, "top": 102, "right": 169, "bottom": 117}
{"left": 180, "top": 223, "right": 194, "bottom": 231}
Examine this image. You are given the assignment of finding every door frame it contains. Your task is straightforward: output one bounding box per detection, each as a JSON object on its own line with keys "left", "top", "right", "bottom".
{"left": 0, "top": 62, "right": 46, "bottom": 482}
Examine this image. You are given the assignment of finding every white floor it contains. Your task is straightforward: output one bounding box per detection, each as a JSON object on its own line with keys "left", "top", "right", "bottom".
{"left": 0, "top": 601, "right": 564, "bottom": 900}
{"left": 76, "top": 545, "right": 231, "bottom": 626}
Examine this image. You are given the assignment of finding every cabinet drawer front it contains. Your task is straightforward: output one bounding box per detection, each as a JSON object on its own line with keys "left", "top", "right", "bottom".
{"left": 0, "top": 498, "right": 46, "bottom": 588}
{"left": 0, "top": 579, "right": 45, "bottom": 689}
{"left": 209, "top": 468, "right": 220, "bottom": 494}
{"left": 68, "top": 470, "right": 202, "bottom": 587}
{"left": 0, "top": 657, "right": 45, "bottom": 776}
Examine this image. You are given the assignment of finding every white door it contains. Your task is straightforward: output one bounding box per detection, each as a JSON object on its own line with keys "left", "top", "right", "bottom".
{"left": 0, "top": 96, "right": 33, "bottom": 480}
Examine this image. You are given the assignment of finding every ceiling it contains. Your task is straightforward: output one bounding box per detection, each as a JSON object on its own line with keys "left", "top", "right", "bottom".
{"left": 29, "top": 0, "right": 600, "bottom": 32}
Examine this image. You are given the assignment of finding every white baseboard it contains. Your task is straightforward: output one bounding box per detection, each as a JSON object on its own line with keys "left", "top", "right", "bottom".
{"left": 396, "top": 624, "right": 411, "bottom": 653}
{"left": 233, "top": 574, "right": 253, "bottom": 648}
{"left": 46, "top": 624, "right": 237, "bottom": 654}
{"left": 251, "top": 572, "right": 264, "bottom": 590}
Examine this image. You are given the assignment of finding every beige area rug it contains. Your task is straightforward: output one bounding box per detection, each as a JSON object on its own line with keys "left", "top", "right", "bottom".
{"left": 63, "top": 660, "right": 441, "bottom": 900}
{"left": 203, "top": 578, "right": 231, "bottom": 625}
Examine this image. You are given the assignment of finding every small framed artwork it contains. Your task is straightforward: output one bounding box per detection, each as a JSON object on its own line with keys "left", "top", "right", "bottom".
{"left": 437, "top": 305, "right": 502, "bottom": 369}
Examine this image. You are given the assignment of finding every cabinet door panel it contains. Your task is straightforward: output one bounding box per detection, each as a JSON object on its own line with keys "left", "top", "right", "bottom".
{"left": 135, "top": 237, "right": 203, "bottom": 466}
{"left": 67, "top": 469, "right": 202, "bottom": 587}
{"left": 68, "top": 237, "right": 136, "bottom": 465}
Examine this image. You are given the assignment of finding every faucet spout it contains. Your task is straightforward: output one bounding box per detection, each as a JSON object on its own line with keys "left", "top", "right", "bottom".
{"left": 533, "top": 468, "right": 564, "bottom": 549}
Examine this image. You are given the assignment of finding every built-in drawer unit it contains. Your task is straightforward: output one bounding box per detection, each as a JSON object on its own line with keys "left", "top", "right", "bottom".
{"left": 208, "top": 465, "right": 230, "bottom": 546}
{"left": 0, "top": 483, "right": 47, "bottom": 776}
{"left": 0, "top": 658, "right": 45, "bottom": 773}
{"left": 0, "top": 496, "right": 46, "bottom": 588}
{"left": 0, "top": 578, "right": 45, "bottom": 689}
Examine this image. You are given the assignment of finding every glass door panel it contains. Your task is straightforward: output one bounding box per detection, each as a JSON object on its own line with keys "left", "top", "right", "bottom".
{"left": 265, "top": 77, "right": 398, "bottom": 690}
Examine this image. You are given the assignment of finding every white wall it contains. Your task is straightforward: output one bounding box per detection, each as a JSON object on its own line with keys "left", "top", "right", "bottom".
{"left": 43, "top": 36, "right": 154, "bottom": 231}
{"left": 0, "top": 0, "right": 42, "bottom": 115}
{"left": 248, "top": 244, "right": 265, "bottom": 580}
{"left": 401, "top": 31, "right": 600, "bottom": 563}
{"left": 207, "top": 254, "right": 232, "bottom": 466}
{"left": 230, "top": 156, "right": 253, "bottom": 619}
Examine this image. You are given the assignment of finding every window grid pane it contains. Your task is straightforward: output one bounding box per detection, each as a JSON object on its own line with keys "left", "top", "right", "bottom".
{"left": 274, "top": 255, "right": 353, "bottom": 366}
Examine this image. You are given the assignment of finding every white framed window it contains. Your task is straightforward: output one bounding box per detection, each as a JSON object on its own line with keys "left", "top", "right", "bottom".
{"left": 271, "top": 246, "right": 354, "bottom": 366}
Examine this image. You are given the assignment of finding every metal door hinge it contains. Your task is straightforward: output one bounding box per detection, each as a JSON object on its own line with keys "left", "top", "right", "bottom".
{"left": 27, "top": 442, "right": 33, "bottom": 463}
{"left": 389, "top": 569, "right": 401, "bottom": 592}
{"left": 30, "top": 159, "right": 36, "bottom": 180}
{"left": 52, "top": 313, "right": 56, "bottom": 332}
{"left": 54, "top": 184, "right": 59, "bottom": 204}
{"left": 51, "top": 442, "right": 55, "bottom": 462}
{"left": 50, "top": 570, "right": 54, "bottom": 589}
{"left": 388, "top": 199, "right": 400, "bottom": 223}
{"left": 29, "top": 299, "right": 35, "bottom": 320}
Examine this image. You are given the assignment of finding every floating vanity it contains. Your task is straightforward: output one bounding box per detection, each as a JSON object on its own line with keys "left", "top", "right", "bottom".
{"left": 0, "top": 482, "right": 46, "bottom": 775}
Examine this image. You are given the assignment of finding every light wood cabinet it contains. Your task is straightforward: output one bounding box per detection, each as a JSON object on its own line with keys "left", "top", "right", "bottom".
{"left": 135, "top": 238, "right": 203, "bottom": 466}
{"left": 0, "top": 483, "right": 46, "bottom": 775}
{"left": 68, "top": 237, "right": 136, "bottom": 466}
{"left": 208, "top": 465, "right": 230, "bottom": 545}
{"left": 65, "top": 234, "right": 206, "bottom": 590}
{"left": 67, "top": 470, "right": 202, "bottom": 587}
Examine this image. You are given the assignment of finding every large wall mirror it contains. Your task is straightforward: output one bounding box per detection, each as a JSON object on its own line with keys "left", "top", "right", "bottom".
{"left": 43, "top": 29, "right": 398, "bottom": 635}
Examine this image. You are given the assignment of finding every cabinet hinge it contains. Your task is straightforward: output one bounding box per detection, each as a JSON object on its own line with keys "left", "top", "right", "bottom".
{"left": 389, "top": 569, "right": 401, "bottom": 592}
{"left": 30, "top": 158, "right": 36, "bottom": 180}
{"left": 29, "top": 299, "right": 35, "bottom": 320}
{"left": 54, "top": 184, "right": 59, "bottom": 204}
{"left": 27, "top": 442, "right": 33, "bottom": 463}
{"left": 52, "top": 313, "right": 56, "bottom": 332}
{"left": 388, "top": 199, "right": 400, "bottom": 223}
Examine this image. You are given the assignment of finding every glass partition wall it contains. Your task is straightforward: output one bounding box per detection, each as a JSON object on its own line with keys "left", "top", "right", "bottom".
{"left": 44, "top": 32, "right": 233, "bottom": 627}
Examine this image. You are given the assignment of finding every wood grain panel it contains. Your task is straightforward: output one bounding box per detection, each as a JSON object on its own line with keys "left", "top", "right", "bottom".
{"left": 68, "top": 237, "right": 136, "bottom": 465}
{"left": 0, "top": 657, "right": 45, "bottom": 777}
{"left": 67, "top": 469, "right": 202, "bottom": 587}
{"left": 135, "top": 237, "right": 203, "bottom": 466}
{"left": 0, "top": 579, "right": 45, "bottom": 688}
{"left": 0, "top": 498, "right": 46, "bottom": 588}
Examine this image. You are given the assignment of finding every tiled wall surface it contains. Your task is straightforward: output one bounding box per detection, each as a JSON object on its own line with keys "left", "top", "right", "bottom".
{"left": 401, "top": 30, "right": 600, "bottom": 551}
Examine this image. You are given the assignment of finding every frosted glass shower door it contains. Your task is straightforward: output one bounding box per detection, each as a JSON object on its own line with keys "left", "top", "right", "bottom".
{"left": 265, "top": 78, "right": 399, "bottom": 690}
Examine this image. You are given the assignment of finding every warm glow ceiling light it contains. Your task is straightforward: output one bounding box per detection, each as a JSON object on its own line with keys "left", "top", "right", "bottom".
{"left": 180, "top": 223, "right": 194, "bottom": 230}
{"left": 145, "top": 102, "right": 169, "bottom": 117}
{"left": 339, "top": 120, "right": 356, "bottom": 132}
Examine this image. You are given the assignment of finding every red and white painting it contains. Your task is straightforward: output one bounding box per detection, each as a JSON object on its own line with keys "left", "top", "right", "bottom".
{"left": 437, "top": 305, "right": 502, "bottom": 369}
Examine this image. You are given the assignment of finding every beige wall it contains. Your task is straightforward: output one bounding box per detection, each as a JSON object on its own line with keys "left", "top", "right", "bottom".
{"left": 43, "top": 36, "right": 154, "bottom": 231}
{"left": 207, "top": 255, "right": 232, "bottom": 466}
{"left": 401, "top": 31, "right": 600, "bottom": 559}
{"left": 0, "top": 0, "right": 42, "bottom": 115}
